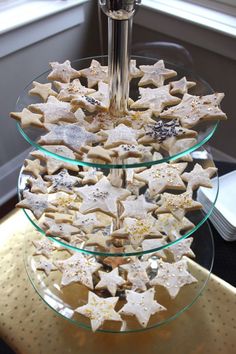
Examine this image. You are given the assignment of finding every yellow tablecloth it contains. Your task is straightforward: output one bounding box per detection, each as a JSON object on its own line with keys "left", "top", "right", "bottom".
{"left": 0, "top": 210, "right": 235, "bottom": 354}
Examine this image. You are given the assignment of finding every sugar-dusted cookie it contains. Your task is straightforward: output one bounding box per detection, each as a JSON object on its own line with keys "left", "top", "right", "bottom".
{"left": 139, "top": 119, "right": 197, "bottom": 145}
{"left": 95, "top": 268, "right": 126, "bottom": 296}
{"left": 29, "top": 81, "right": 57, "bottom": 102}
{"left": 36, "top": 258, "right": 57, "bottom": 276}
{"left": 155, "top": 213, "right": 194, "bottom": 241}
{"left": 28, "top": 175, "right": 48, "bottom": 194}
{"left": 50, "top": 192, "right": 80, "bottom": 212}
{"left": 79, "top": 59, "right": 108, "bottom": 88}
{"left": 45, "top": 212, "right": 73, "bottom": 224}
{"left": 112, "top": 215, "right": 162, "bottom": 249}
{"left": 167, "top": 237, "right": 195, "bottom": 261}
{"left": 120, "top": 195, "right": 156, "bottom": 219}
{"left": 135, "top": 162, "right": 187, "bottom": 198}
{"left": 71, "top": 95, "right": 107, "bottom": 113}
{"left": 38, "top": 123, "right": 100, "bottom": 153}
{"left": 170, "top": 77, "right": 196, "bottom": 95}
{"left": 117, "top": 109, "right": 155, "bottom": 130}
{"left": 85, "top": 111, "right": 115, "bottom": 133}
{"left": 130, "top": 59, "right": 143, "bottom": 79}
{"left": 73, "top": 211, "right": 105, "bottom": 233}
{"left": 127, "top": 179, "right": 145, "bottom": 196}
{"left": 55, "top": 253, "right": 101, "bottom": 288}
{"left": 160, "top": 93, "right": 227, "bottom": 128}
{"left": 131, "top": 86, "right": 181, "bottom": 117}
{"left": 138, "top": 60, "right": 177, "bottom": 87}
{"left": 79, "top": 167, "right": 103, "bottom": 185}
{"left": 84, "top": 230, "right": 112, "bottom": 250}
{"left": 23, "top": 158, "right": 46, "bottom": 177}
{"left": 161, "top": 137, "right": 197, "bottom": 158}
{"left": 44, "top": 219, "right": 80, "bottom": 241}
{"left": 119, "top": 288, "right": 166, "bottom": 328}
{"left": 149, "top": 259, "right": 197, "bottom": 298}
{"left": 75, "top": 291, "right": 121, "bottom": 332}
{"left": 32, "top": 238, "right": 57, "bottom": 258}
{"left": 77, "top": 176, "right": 130, "bottom": 217}
{"left": 141, "top": 237, "right": 167, "bottom": 260}
{"left": 55, "top": 79, "right": 95, "bottom": 101}
{"left": 120, "top": 259, "right": 150, "bottom": 291}
{"left": 48, "top": 60, "right": 80, "bottom": 83}
{"left": 16, "top": 190, "right": 56, "bottom": 219}
{"left": 29, "top": 95, "right": 76, "bottom": 124}
{"left": 156, "top": 191, "right": 202, "bottom": 220}
{"left": 45, "top": 169, "right": 81, "bottom": 194}
{"left": 101, "top": 124, "right": 141, "bottom": 149}
{"left": 31, "top": 145, "right": 79, "bottom": 175}
{"left": 10, "top": 108, "right": 43, "bottom": 128}
{"left": 83, "top": 145, "right": 115, "bottom": 163}
{"left": 112, "top": 144, "right": 143, "bottom": 160}
{"left": 181, "top": 163, "right": 217, "bottom": 191}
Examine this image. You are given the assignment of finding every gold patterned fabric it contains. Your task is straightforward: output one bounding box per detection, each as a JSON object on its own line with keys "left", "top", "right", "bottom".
{"left": 0, "top": 210, "right": 235, "bottom": 354}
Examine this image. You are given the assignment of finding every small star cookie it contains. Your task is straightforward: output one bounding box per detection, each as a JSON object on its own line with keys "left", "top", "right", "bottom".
{"left": 160, "top": 93, "right": 227, "bottom": 128}
{"left": 10, "top": 108, "right": 43, "bottom": 128}
{"left": 141, "top": 237, "right": 168, "bottom": 260}
{"left": 95, "top": 268, "right": 126, "bottom": 296}
{"left": 103, "top": 246, "right": 130, "bottom": 269}
{"left": 48, "top": 60, "right": 80, "bottom": 83}
{"left": 36, "top": 258, "right": 57, "bottom": 276}
{"left": 45, "top": 220, "right": 80, "bottom": 241}
{"left": 120, "top": 195, "right": 156, "bottom": 219}
{"left": 167, "top": 237, "right": 195, "bottom": 261}
{"left": 181, "top": 163, "right": 217, "bottom": 191}
{"left": 84, "top": 230, "right": 112, "bottom": 250}
{"left": 149, "top": 259, "right": 197, "bottom": 298}
{"left": 120, "top": 259, "right": 150, "bottom": 291}
{"left": 119, "top": 288, "right": 166, "bottom": 328}
{"left": 131, "top": 86, "right": 181, "bottom": 117}
{"left": 79, "top": 59, "right": 108, "bottom": 88}
{"left": 45, "top": 169, "right": 81, "bottom": 194}
{"left": 75, "top": 291, "right": 121, "bottom": 332}
{"left": 32, "top": 238, "right": 57, "bottom": 258}
{"left": 138, "top": 60, "right": 177, "bottom": 87}
{"left": 117, "top": 109, "right": 155, "bottom": 130}
{"left": 71, "top": 95, "right": 107, "bottom": 113}
{"left": 155, "top": 213, "right": 194, "bottom": 241}
{"left": 29, "top": 81, "right": 57, "bottom": 101}
{"left": 23, "top": 159, "right": 46, "bottom": 177}
{"left": 28, "top": 175, "right": 48, "bottom": 194}
{"left": 50, "top": 192, "right": 80, "bottom": 213}
{"left": 55, "top": 79, "right": 95, "bottom": 101}
{"left": 79, "top": 167, "right": 103, "bottom": 185}
{"left": 73, "top": 211, "right": 105, "bottom": 233}
{"left": 170, "top": 77, "right": 196, "bottom": 95}
{"left": 129, "top": 59, "right": 143, "bottom": 79}
{"left": 101, "top": 124, "right": 141, "bottom": 149}
{"left": 156, "top": 191, "right": 202, "bottom": 220}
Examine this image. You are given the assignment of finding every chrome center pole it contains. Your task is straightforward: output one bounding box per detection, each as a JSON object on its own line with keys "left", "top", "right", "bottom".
{"left": 99, "top": 0, "right": 141, "bottom": 117}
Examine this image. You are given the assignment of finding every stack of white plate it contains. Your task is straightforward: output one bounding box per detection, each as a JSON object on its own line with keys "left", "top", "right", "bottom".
{"left": 197, "top": 170, "right": 236, "bottom": 241}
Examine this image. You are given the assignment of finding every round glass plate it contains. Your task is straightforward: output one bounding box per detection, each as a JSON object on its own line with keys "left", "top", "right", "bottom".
{"left": 18, "top": 147, "right": 219, "bottom": 256}
{"left": 15, "top": 55, "right": 219, "bottom": 169}
{"left": 24, "top": 220, "right": 214, "bottom": 333}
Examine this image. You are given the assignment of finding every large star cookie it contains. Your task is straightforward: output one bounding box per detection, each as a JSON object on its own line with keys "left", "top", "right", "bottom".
{"left": 160, "top": 93, "right": 227, "bottom": 128}
{"left": 138, "top": 60, "right": 177, "bottom": 87}
{"left": 75, "top": 291, "right": 121, "bottom": 332}
{"left": 149, "top": 259, "right": 197, "bottom": 298}
{"left": 79, "top": 59, "right": 108, "bottom": 88}
{"left": 29, "top": 96, "right": 76, "bottom": 124}
{"left": 38, "top": 124, "right": 100, "bottom": 153}
{"left": 131, "top": 86, "right": 181, "bottom": 117}
{"left": 120, "top": 259, "right": 150, "bottom": 291}
{"left": 76, "top": 176, "right": 130, "bottom": 217}
{"left": 119, "top": 288, "right": 166, "bottom": 328}
{"left": 95, "top": 268, "right": 126, "bottom": 296}
{"left": 135, "top": 162, "right": 187, "bottom": 197}
{"left": 181, "top": 163, "right": 217, "bottom": 191}
{"left": 55, "top": 253, "right": 101, "bottom": 288}
{"left": 48, "top": 60, "right": 80, "bottom": 83}
{"left": 156, "top": 191, "right": 202, "bottom": 220}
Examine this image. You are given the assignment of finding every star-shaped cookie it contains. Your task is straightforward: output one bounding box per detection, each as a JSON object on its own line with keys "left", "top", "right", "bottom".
{"left": 120, "top": 259, "right": 150, "bottom": 291}
{"left": 117, "top": 109, "right": 155, "bottom": 130}
{"left": 55, "top": 79, "right": 95, "bottom": 101}
{"left": 141, "top": 237, "right": 168, "bottom": 260}
{"left": 79, "top": 167, "right": 103, "bottom": 185}
{"left": 129, "top": 59, "right": 143, "bottom": 79}
{"left": 75, "top": 291, "right": 121, "bottom": 332}
{"left": 44, "top": 169, "right": 81, "bottom": 193}
{"left": 138, "top": 60, "right": 177, "bottom": 87}
{"left": 55, "top": 252, "right": 101, "bottom": 288}
{"left": 167, "top": 237, "right": 195, "bottom": 261}
{"left": 29, "top": 81, "right": 57, "bottom": 101}
{"left": 130, "top": 86, "right": 181, "bottom": 117}
{"left": 103, "top": 246, "right": 130, "bottom": 269}
{"left": 73, "top": 211, "right": 105, "bottom": 233}
{"left": 160, "top": 93, "right": 227, "bottom": 128}
{"left": 32, "top": 238, "right": 57, "bottom": 258}
{"left": 38, "top": 123, "right": 100, "bottom": 153}
{"left": 29, "top": 95, "right": 76, "bottom": 124}
{"left": 101, "top": 124, "right": 141, "bottom": 149}
{"left": 79, "top": 59, "right": 108, "bottom": 88}
{"left": 44, "top": 220, "right": 80, "bottom": 241}
{"left": 50, "top": 192, "right": 80, "bottom": 213}
{"left": 48, "top": 60, "right": 80, "bottom": 83}
{"left": 10, "top": 108, "right": 43, "bottom": 128}
{"left": 170, "top": 77, "right": 196, "bottom": 95}
{"left": 84, "top": 230, "right": 112, "bottom": 250}
{"left": 95, "top": 268, "right": 126, "bottom": 296}
{"left": 135, "top": 162, "right": 187, "bottom": 198}
{"left": 155, "top": 213, "right": 194, "bottom": 241}
{"left": 149, "top": 259, "right": 197, "bottom": 298}
{"left": 28, "top": 175, "right": 48, "bottom": 194}
{"left": 23, "top": 158, "right": 46, "bottom": 177}
{"left": 156, "top": 191, "right": 202, "bottom": 220}
{"left": 16, "top": 190, "right": 56, "bottom": 219}
{"left": 36, "top": 258, "right": 57, "bottom": 276}
{"left": 119, "top": 288, "right": 166, "bottom": 328}
{"left": 76, "top": 176, "right": 130, "bottom": 217}
{"left": 120, "top": 195, "right": 156, "bottom": 219}
{"left": 181, "top": 163, "right": 217, "bottom": 191}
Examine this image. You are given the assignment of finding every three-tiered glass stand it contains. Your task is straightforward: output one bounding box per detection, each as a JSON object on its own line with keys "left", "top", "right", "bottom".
{"left": 14, "top": 0, "right": 220, "bottom": 333}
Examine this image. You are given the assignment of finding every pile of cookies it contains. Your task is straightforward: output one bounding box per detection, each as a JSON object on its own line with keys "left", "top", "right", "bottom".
{"left": 10, "top": 59, "right": 227, "bottom": 165}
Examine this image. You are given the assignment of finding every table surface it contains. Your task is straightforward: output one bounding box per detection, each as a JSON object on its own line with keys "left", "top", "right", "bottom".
{"left": 0, "top": 209, "right": 236, "bottom": 354}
